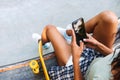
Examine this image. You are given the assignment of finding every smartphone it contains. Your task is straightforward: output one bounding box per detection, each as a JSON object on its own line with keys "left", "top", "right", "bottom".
{"left": 72, "top": 17, "right": 87, "bottom": 46}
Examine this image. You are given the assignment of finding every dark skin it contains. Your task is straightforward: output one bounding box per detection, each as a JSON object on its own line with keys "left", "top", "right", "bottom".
{"left": 41, "top": 11, "right": 118, "bottom": 79}
{"left": 67, "top": 30, "right": 113, "bottom": 56}
{"left": 41, "top": 11, "right": 118, "bottom": 66}
{"left": 70, "top": 29, "right": 117, "bottom": 80}
{"left": 70, "top": 29, "right": 84, "bottom": 80}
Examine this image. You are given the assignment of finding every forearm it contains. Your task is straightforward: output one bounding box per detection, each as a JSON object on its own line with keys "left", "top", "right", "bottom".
{"left": 70, "top": 29, "right": 84, "bottom": 80}
{"left": 95, "top": 42, "right": 113, "bottom": 55}
{"left": 73, "top": 59, "right": 84, "bottom": 80}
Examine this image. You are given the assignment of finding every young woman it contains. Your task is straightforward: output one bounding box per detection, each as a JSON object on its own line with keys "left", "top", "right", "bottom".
{"left": 35, "top": 10, "right": 118, "bottom": 79}
{"left": 71, "top": 29, "right": 120, "bottom": 80}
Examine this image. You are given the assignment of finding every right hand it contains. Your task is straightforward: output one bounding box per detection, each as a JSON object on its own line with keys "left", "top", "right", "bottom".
{"left": 71, "top": 29, "right": 84, "bottom": 61}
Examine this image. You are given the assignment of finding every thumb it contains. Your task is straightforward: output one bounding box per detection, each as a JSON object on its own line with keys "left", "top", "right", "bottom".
{"left": 71, "top": 29, "right": 76, "bottom": 44}
{"left": 79, "top": 40, "right": 84, "bottom": 50}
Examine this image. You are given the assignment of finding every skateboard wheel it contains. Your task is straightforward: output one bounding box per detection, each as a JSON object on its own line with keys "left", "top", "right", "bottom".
{"left": 29, "top": 60, "right": 39, "bottom": 74}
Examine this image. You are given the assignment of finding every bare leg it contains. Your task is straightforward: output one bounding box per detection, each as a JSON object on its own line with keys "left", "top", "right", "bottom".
{"left": 41, "top": 11, "right": 118, "bottom": 66}
{"left": 41, "top": 25, "right": 71, "bottom": 66}
{"left": 85, "top": 10, "right": 118, "bottom": 49}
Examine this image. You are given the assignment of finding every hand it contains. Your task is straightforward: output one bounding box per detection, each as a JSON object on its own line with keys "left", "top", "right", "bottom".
{"left": 83, "top": 34, "right": 99, "bottom": 49}
{"left": 71, "top": 29, "right": 84, "bottom": 61}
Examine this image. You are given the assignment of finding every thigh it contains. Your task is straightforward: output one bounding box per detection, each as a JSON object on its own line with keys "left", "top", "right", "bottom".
{"left": 45, "top": 25, "right": 71, "bottom": 66}
{"left": 85, "top": 11, "right": 118, "bottom": 48}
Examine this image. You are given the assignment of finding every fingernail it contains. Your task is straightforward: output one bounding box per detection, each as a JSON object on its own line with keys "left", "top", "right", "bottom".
{"left": 79, "top": 40, "right": 82, "bottom": 42}
{"left": 83, "top": 39, "right": 86, "bottom": 41}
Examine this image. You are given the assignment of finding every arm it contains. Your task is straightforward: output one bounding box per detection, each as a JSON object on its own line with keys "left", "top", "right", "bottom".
{"left": 73, "top": 58, "right": 84, "bottom": 80}
{"left": 71, "top": 29, "right": 84, "bottom": 80}
{"left": 84, "top": 34, "right": 113, "bottom": 55}
{"left": 94, "top": 41, "right": 113, "bottom": 55}
{"left": 67, "top": 30, "right": 112, "bottom": 55}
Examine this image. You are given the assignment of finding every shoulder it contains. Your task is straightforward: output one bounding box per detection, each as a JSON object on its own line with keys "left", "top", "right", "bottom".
{"left": 85, "top": 56, "right": 112, "bottom": 80}
{"left": 86, "top": 74, "right": 112, "bottom": 80}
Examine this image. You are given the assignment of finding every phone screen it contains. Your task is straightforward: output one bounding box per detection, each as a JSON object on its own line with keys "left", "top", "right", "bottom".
{"left": 72, "top": 18, "right": 87, "bottom": 46}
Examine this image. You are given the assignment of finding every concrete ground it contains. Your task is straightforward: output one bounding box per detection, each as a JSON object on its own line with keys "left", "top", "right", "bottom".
{"left": 0, "top": 0, "right": 120, "bottom": 66}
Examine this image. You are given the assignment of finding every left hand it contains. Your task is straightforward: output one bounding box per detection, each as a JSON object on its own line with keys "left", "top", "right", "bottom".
{"left": 83, "top": 33, "right": 99, "bottom": 49}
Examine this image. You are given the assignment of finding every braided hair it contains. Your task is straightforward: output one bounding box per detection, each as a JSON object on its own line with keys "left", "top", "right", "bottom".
{"left": 111, "top": 46, "right": 120, "bottom": 80}
{"left": 111, "top": 26, "right": 120, "bottom": 80}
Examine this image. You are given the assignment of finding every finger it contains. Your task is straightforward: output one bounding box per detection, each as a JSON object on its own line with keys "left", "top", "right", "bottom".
{"left": 83, "top": 38, "right": 91, "bottom": 43}
{"left": 79, "top": 41, "right": 84, "bottom": 50}
{"left": 83, "top": 34, "right": 92, "bottom": 42}
{"left": 86, "top": 33, "right": 92, "bottom": 39}
{"left": 66, "top": 29, "right": 72, "bottom": 36}
{"left": 71, "top": 29, "right": 76, "bottom": 43}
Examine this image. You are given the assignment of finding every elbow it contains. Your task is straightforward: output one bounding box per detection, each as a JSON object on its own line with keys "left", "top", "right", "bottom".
{"left": 110, "top": 48, "right": 114, "bottom": 53}
{"left": 106, "top": 48, "right": 113, "bottom": 55}
{"left": 109, "top": 48, "right": 113, "bottom": 54}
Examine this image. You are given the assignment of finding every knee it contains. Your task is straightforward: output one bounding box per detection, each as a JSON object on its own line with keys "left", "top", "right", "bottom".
{"left": 100, "top": 10, "right": 118, "bottom": 25}
{"left": 45, "top": 24, "right": 56, "bottom": 32}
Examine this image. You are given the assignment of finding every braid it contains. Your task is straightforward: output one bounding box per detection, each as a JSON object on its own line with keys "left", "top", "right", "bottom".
{"left": 111, "top": 46, "right": 120, "bottom": 80}
{"left": 111, "top": 20, "right": 120, "bottom": 80}
{"left": 114, "top": 26, "right": 120, "bottom": 43}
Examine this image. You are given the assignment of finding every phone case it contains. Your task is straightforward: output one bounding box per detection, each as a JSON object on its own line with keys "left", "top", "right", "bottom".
{"left": 72, "top": 18, "right": 87, "bottom": 46}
